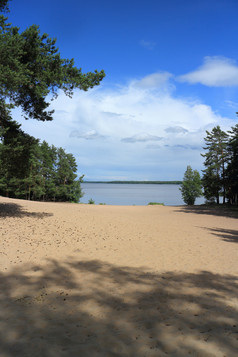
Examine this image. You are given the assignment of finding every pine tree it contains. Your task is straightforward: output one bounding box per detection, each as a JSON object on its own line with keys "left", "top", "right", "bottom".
{"left": 226, "top": 124, "right": 238, "bottom": 205}
{"left": 0, "top": 0, "right": 11, "bottom": 12}
{"left": 0, "top": 12, "right": 105, "bottom": 122}
{"left": 37, "top": 141, "right": 57, "bottom": 201}
{"left": 201, "top": 126, "right": 228, "bottom": 204}
{"left": 0, "top": 114, "right": 83, "bottom": 202}
{"left": 55, "top": 148, "right": 83, "bottom": 202}
{"left": 0, "top": 1, "right": 96, "bottom": 203}
{"left": 0, "top": 105, "right": 39, "bottom": 198}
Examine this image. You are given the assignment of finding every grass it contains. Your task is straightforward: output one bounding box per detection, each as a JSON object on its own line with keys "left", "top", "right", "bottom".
{"left": 148, "top": 202, "right": 165, "bottom": 206}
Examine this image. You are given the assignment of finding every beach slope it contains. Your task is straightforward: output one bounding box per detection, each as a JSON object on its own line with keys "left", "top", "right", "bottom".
{"left": 0, "top": 196, "right": 237, "bottom": 356}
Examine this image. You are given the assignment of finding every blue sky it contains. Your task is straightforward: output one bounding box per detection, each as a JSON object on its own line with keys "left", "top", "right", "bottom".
{"left": 8, "top": 0, "right": 238, "bottom": 180}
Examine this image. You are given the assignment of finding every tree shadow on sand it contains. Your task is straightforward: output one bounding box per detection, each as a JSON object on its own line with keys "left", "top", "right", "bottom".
{"left": 176, "top": 205, "right": 238, "bottom": 218}
{"left": 201, "top": 227, "right": 238, "bottom": 244}
{"left": 0, "top": 202, "right": 53, "bottom": 219}
{"left": 0, "top": 258, "right": 237, "bottom": 356}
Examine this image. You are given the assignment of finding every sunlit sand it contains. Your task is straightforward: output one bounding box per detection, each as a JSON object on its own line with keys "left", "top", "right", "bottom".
{"left": 0, "top": 196, "right": 237, "bottom": 356}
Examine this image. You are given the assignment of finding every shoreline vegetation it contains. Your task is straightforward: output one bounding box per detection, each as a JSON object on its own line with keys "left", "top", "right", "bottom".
{"left": 83, "top": 180, "right": 182, "bottom": 184}
{"left": 83, "top": 200, "right": 238, "bottom": 216}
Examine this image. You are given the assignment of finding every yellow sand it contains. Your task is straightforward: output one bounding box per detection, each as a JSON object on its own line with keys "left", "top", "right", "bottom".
{"left": 0, "top": 196, "right": 237, "bottom": 356}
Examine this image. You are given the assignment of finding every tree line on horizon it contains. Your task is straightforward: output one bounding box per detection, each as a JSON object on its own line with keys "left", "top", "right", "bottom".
{"left": 85, "top": 180, "right": 183, "bottom": 184}
{"left": 181, "top": 124, "right": 238, "bottom": 205}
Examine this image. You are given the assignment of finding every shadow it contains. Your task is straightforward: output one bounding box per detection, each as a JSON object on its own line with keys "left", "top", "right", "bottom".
{"left": 176, "top": 204, "right": 238, "bottom": 218}
{"left": 204, "top": 227, "right": 238, "bottom": 244}
{"left": 0, "top": 258, "right": 238, "bottom": 356}
{"left": 0, "top": 202, "right": 53, "bottom": 219}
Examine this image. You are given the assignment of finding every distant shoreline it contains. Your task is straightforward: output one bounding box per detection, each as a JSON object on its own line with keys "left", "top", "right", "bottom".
{"left": 83, "top": 181, "right": 182, "bottom": 185}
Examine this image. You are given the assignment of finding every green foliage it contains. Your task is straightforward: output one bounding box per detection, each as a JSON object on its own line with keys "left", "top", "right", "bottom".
{"left": 0, "top": 0, "right": 10, "bottom": 12}
{"left": 201, "top": 125, "right": 238, "bottom": 205}
{"left": 0, "top": 16, "right": 105, "bottom": 121}
{"left": 180, "top": 166, "right": 203, "bottom": 205}
{"left": 0, "top": 103, "right": 39, "bottom": 198}
{"left": 0, "top": 3, "right": 105, "bottom": 122}
{"left": 88, "top": 198, "right": 95, "bottom": 204}
{"left": 202, "top": 167, "right": 218, "bottom": 204}
{"left": 148, "top": 202, "right": 164, "bottom": 206}
{"left": 0, "top": 117, "right": 84, "bottom": 202}
{"left": 226, "top": 124, "right": 238, "bottom": 205}
{"left": 0, "top": 1, "right": 102, "bottom": 203}
{"left": 201, "top": 126, "right": 228, "bottom": 204}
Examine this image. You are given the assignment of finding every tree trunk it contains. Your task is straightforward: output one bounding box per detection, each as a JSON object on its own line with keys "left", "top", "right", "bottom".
{"left": 222, "top": 182, "right": 226, "bottom": 204}
{"left": 222, "top": 159, "right": 226, "bottom": 204}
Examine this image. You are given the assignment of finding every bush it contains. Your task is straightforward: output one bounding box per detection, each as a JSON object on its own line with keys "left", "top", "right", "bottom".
{"left": 180, "top": 166, "right": 203, "bottom": 205}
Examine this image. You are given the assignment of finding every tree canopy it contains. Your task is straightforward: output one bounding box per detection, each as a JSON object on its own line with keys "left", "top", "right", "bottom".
{"left": 0, "top": 1, "right": 105, "bottom": 121}
{"left": 226, "top": 124, "right": 238, "bottom": 205}
{"left": 0, "top": 0, "right": 10, "bottom": 12}
{"left": 201, "top": 124, "right": 238, "bottom": 205}
{"left": 0, "top": 115, "right": 84, "bottom": 202}
{"left": 201, "top": 126, "right": 228, "bottom": 204}
{"left": 0, "top": 0, "right": 103, "bottom": 202}
{"left": 180, "top": 166, "right": 202, "bottom": 205}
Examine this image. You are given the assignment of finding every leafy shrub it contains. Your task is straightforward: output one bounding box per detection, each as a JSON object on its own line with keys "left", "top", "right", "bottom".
{"left": 180, "top": 165, "right": 203, "bottom": 205}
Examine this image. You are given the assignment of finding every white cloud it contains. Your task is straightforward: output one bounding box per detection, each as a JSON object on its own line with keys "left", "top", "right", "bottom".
{"left": 131, "top": 72, "right": 173, "bottom": 90}
{"left": 178, "top": 56, "right": 238, "bottom": 86}
{"left": 225, "top": 100, "right": 238, "bottom": 109}
{"left": 121, "top": 133, "right": 163, "bottom": 143}
{"left": 12, "top": 71, "right": 236, "bottom": 180}
{"left": 70, "top": 129, "right": 105, "bottom": 140}
{"left": 146, "top": 144, "right": 161, "bottom": 149}
{"left": 165, "top": 126, "right": 188, "bottom": 134}
{"left": 168, "top": 144, "right": 201, "bottom": 150}
{"left": 101, "top": 111, "right": 123, "bottom": 117}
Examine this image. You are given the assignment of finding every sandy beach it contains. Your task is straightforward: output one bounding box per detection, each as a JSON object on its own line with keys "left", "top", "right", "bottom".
{"left": 0, "top": 196, "right": 237, "bottom": 356}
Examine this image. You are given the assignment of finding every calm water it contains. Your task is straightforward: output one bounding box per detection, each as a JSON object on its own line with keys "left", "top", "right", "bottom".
{"left": 80, "top": 183, "right": 205, "bottom": 206}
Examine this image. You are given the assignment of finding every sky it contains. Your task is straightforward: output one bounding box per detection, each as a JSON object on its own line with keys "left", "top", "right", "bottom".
{"left": 7, "top": 0, "right": 238, "bottom": 180}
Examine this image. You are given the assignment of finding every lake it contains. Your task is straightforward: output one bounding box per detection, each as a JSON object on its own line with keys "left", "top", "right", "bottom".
{"left": 80, "top": 183, "right": 205, "bottom": 206}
